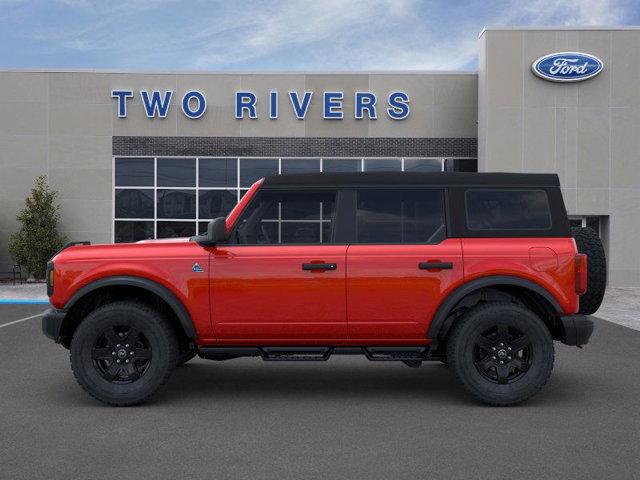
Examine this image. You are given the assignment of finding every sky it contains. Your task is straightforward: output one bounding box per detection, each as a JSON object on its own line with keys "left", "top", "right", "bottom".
{"left": 0, "top": 0, "right": 638, "bottom": 71}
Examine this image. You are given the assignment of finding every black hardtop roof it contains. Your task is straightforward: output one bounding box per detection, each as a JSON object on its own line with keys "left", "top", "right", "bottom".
{"left": 262, "top": 171, "right": 560, "bottom": 187}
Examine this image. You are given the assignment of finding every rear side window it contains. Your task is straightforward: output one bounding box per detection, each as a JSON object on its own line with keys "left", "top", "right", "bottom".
{"left": 465, "top": 189, "right": 551, "bottom": 230}
{"left": 356, "top": 189, "right": 445, "bottom": 244}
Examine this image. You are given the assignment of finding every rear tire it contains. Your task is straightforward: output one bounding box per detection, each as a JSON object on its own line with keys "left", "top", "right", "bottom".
{"left": 70, "top": 301, "right": 178, "bottom": 406}
{"left": 447, "top": 302, "right": 554, "bottom": 406}
{"left": 571, "top": 226, "right": 606, "bottom": 315}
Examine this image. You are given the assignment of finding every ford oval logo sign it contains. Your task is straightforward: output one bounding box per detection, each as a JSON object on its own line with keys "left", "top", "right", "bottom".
{"left": 532, "top": 52, "right": 604, "bottom": 82}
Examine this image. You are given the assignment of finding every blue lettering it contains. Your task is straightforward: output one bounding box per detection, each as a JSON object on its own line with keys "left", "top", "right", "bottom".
{"left": 140, "top": 90, "right": 173, "bottom": 118}
{"left": 355, "top": 92, "right": 377, "bottom": 120}
{"left": 269, "top": 91, "right": 278, "bottom": 119}
{"left": 323, "top": 92, "right": 343, "bottom": 119}
{"left": 111, "top": 90, "right": 133, "bottom": 118}
{"left": 235, "top": 91, "right": 257, "bottom": 119}
{"left": 289, "top": 91, "right": 313, "bottom": 119}
{"left": 387, "top": 91, "right": 410, "bottom": 120}
{"left": 181, "top": 90, "right": 206, "bottom": 119}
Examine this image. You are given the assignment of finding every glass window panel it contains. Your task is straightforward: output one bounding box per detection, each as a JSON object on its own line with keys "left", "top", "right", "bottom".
{"left": 157, "top": 189, "right": 196, "bottom": 219}
{"left": 114, "top": 221, "right": 154, "bottom": 243}
{"left": 233, "top": 189, "right": 337, "bottom": 245}
{"left": 115, "top": 158, "right": 154, "bottom": 186}
{"left": 115, "top": 189, "right": 154, "bottom": 219}
{"left": 157, "top": 221, "right": 196, "bottom": 238}
{"left": 198, "top": 221, "right": 210, "bottom": 235}
{"left": 281, "top": 158, "right": 320, "bottom": 174}
{"left": 199, "top": 158, "right": 237, "bottom": 187}
{"left": 157, "top": 158, "right": 196, "bottom": 187}
{"left": 356, "top": 189, "right": 445, "bottom": 244}
{"left": 282, "top": 223, "right": 321, "bottom": 244}
{"left": 322, "top": 158, "right": 360, "bottom": 172}
{"left": 445, "top": 158, "right": 478, "bottom": 172}
{"left": 240, "top": 158, "right": 279, "bottom": 187}
{"left": 465, "top": 189, "right": 551, "bottom": 230}
{"left": 363, "top": 158, "right": 401, "bottom": 172}
{"left": 198, "top": 190, "right": 237, "bottom": 219}
{"left": 404, "top": 158, "right": 442, "bottom": 172}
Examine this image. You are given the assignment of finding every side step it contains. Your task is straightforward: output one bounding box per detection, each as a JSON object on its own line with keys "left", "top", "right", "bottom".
{"left": 199, "top": 346, "right": 435, "bottom": 362}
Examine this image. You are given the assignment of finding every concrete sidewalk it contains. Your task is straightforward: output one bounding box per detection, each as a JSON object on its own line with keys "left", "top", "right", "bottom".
{"left": 1, "top": 283, "right": 638, "bottom": 330}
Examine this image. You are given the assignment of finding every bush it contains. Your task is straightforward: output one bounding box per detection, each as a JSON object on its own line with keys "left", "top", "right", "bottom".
{"left": 8, "top": 176, "right": 67, "bottom": 279}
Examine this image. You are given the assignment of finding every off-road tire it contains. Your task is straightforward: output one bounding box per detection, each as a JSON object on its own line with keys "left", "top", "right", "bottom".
{"left": 447, "top": 302, "right": 554, "bottom": 406}
{"left": 70, "top": 301, "right": 178, "bottom": 406}
{"left": 571, "top": 226, "right": 606, "bottom": 315}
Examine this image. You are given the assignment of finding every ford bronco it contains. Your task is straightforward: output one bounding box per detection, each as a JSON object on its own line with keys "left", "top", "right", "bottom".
{"left": 42, "top": 172, "right": 606, "bottom": 406}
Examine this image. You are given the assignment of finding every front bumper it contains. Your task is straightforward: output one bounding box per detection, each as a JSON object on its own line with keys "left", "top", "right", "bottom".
{"left": 41, "top": 308, "right": 67, "bottom": 343}
{"left": 559, "top": 314, "right": 594, "bottom": 346}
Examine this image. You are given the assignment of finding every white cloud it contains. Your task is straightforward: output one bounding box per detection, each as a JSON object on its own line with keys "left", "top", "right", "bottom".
{"left": 10, "top": 0, "right": 631, "bottom": 70}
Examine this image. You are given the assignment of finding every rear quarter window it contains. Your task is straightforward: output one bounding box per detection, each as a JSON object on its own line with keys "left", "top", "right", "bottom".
{"left": 465, "top": 189, "right": 552, "bottom": 230}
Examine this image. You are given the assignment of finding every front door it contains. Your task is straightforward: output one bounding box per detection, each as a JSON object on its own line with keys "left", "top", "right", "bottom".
{"left": 210, "top": 188, "right": 347, "bottom": 342}
{"left": 346, "top": 188, "right": 463, "bottom": 342}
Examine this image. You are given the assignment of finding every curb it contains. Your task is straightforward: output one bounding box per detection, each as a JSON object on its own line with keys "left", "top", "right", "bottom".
{"left": 0, "top": 299, "right": 49, "bottom": 305}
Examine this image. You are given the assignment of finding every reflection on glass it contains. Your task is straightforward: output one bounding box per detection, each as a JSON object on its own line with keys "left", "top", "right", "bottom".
{"left": 281, "top": 158, "right": 320, "bottom": 174}
{"left": 404, "top": 158, "right": 442, "bottom": 172}
{"left": 157, "top": 189, "right": 196, "bottom": 219}
{"left": 157, "top": 221, "right": 195, "bottom": 238}
{"left": 199, "top": 158, "right": 237, "bottom": 187}
{"left": 240, "top": 158, "right": 279, "bottom": 187}
{"left": 363, "top": 159, "right": 401, "bottom": 172}
{"left": 114, "top": 221, "right": 154, "bottom": 243}
{"left": 198, "top": 190, "right": 237, "bottom": 219}
{"left": 115, "top": 158, "right": 154, "bottom": 186}
{"left": 322, "top": 158, "right": 361, "bottom": 172}
{"left": 157, "top": 158, "right": 196, "bottom": 187}
{"left": 115, "top": 189, "right": 154, "bottom": 218}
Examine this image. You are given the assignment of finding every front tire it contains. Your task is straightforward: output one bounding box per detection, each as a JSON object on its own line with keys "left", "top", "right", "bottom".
{"left": 70, "top": 301, "right": 178, "bottom": 406}
{"left": 447, "top": 302, "right": 554, "bottom": 406}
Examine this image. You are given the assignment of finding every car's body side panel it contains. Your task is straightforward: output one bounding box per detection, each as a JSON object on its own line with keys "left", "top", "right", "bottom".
{"left": 49, "top": 242, "right": 214, "bottom": 342}
{"left": 460, "top": 238, "right": 579, "bottom": 314}
{"left": 345, "top": 239, "right": 464, "bottom": 341}
{"left": 208, "top": 245, "right": 348, "bottom": 342}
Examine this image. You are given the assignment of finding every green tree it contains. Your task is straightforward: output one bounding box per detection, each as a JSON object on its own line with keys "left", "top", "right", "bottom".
{"left": 8, "top": 175, "right": 67, "bottom": 279}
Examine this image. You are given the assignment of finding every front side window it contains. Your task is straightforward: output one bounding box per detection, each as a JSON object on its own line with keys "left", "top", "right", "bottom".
{"left": 356, "top": 189, "right": 445, "bottom": 244}
{"left": 233, "top": 189, "right": 337, "bottom": 245}
{"left": 465, "top": 189, "right": 551, "bottom": 230}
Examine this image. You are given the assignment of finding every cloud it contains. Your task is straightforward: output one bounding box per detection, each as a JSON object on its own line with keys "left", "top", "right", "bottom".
{"left": 3, "top": 0, "right": 633, "bottom": 70}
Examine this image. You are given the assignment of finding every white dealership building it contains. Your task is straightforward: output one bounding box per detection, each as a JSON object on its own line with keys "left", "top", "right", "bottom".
{"left": 0, "top": 26, "right": 639, "bottom": 285}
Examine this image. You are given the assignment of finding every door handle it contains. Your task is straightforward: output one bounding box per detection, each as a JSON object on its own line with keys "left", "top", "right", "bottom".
{"left": 419, "top": 262, "right": 453, "bottom": 270}
{"left": 302, "top": 263, "right": 337, "bottom": 271}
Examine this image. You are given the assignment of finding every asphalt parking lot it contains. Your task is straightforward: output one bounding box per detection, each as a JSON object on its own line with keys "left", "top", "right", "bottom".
{"left": 1, "top": 304, "right": 639, "bottom": 480}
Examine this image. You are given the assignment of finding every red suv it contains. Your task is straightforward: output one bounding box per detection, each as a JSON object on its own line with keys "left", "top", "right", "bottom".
{"left": 42, "top": 172, "right": 606, "bottom": 406}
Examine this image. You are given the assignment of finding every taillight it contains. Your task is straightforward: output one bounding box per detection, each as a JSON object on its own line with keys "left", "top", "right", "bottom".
{"left": 575, "top": 254, "right": 587, "bottom": 295}
{"left": 46, "top": 261, "right": 54, "bottom": 297}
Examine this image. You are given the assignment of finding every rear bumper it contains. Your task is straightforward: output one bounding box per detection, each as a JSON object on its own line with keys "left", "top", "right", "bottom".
{"left": 41, "top": 308, "right": 67, "bottom": 343}
{"left": 559, "top": 314, "right": 594, "bottom": 346}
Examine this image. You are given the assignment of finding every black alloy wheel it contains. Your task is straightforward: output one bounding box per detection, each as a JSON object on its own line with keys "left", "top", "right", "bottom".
{"left": 91, "top": 325, "right": 152, "bottom": 383}
{"left": 473, "top": 324, "right": 531, "bottom": 384}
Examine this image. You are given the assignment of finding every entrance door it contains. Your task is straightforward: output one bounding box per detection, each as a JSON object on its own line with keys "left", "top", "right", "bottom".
{"left": 210, "top": 188, "right": 347, "bottom": 342}
{"left": 346, "top": 188, "right": 463, "bottom": 342}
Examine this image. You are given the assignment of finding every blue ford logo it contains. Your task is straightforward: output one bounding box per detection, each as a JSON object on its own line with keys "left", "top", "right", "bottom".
{"left": 532, "top": 52, "right": 603, "bottom": 82}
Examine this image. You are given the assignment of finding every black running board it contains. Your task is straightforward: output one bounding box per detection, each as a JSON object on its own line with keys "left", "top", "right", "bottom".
{"left": 199, "top": 346, "right": 439, "bottom": 362}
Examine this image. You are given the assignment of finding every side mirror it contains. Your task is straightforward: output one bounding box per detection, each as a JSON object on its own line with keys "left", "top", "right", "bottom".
{"left": 191, "top": 217, "right": 228, "bottom": 246}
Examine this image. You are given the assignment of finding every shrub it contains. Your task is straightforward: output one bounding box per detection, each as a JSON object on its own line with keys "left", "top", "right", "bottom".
{"left": 8, "top": 176, "right": 67, "bottom": 279}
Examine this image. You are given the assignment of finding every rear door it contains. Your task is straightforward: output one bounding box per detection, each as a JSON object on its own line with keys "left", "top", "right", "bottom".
{"left": 346, "top": 188, "right": 463, "bottom": 342}
{"left": 210, "top": 188, "right": 348, "bottom": 341}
